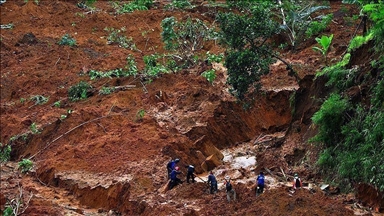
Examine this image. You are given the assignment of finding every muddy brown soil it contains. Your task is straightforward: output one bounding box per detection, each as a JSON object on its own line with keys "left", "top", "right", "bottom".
{"left": 1, "top": 1, "right": 381, "bottom": 215}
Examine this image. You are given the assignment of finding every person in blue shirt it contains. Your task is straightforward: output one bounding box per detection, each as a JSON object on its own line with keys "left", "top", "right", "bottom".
{"left": 169, "top": 166, "right": 182, "bottom": 190}
{"left": 207, "top": 171, "right": 218, "bottom": 194}
{"left": 256, "top": 171, "right": 265, "bottom": 196}
{"left": 166, "top": 158, "right": 180, "bottom": 179}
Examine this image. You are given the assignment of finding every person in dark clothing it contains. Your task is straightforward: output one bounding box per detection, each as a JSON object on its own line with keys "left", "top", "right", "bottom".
{"left": 169, "top": 166, "right": 182, "bottom": 190}
{"left": 292, "top": 173, "right": 302, "bottom": 190}
{"left": 166, "top": 158, "right": 180, "bottom": 179}
{"left": 256, "top": 171, "right": 265, "bottom": 196}
{"left": 186, "top": 165, "right": 195, "bottom": 183}
{"left": 207, "top": 171, "right": 218, "bottom": 194}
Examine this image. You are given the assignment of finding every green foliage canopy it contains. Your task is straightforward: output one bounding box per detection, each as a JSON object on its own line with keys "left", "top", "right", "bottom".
{"left": 217, "top": 6, "right": 279, "bottom": 100}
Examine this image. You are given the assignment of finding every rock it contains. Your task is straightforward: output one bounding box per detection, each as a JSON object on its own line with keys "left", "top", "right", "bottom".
{"left": 201, "top": 154, "right": 222, "bottom": 172}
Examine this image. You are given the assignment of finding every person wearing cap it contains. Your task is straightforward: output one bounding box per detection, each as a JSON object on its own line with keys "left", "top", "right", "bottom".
{"left": 207, "top": 171, "right": 218, "bottom": 194}
{"left": 224, "top": 176, "right": 236, "bottom": 202}
{"left": 292, "top": 173, "right": 302, "bottom": 190}
{"left": 166, "top": 158, "right": 180, "bottom": 179}
{"left": 169, "top": 166, "right": 182, "bottom": 190}
{"left": 256, "top": 171, "right": 265, "bottom": 196}
{"left": 186, "top": 164, "right": 195, "bottom": 183}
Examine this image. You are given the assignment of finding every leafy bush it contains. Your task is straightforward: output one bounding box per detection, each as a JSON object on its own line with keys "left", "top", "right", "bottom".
{"left": 68, "top": 81, "right": 92, "bottom": 101}
{"left": 348, "top": 32, "right": 374, "bottom": 52}
{"left": 142, "top": 54, "right": 169, "bottom": 80}
{"left": 306, "top": 14, "right": 333, "bottom": 37}
{"left": 30, "top": 122, "right": 41, "bottom": 134}
{"left": 201, "top": 69, "right": 216, "bottom": 84}
{"left": 58, "top": 34, "right": 76, "bottom": 46}
{"left": 30, "top": 95, "right": 49, "bottom": 105}
{"left": 164, "top": 0, "right": 192, "bottom": 10}
{"left": 112, "top": 0, "right": 153, "bottom": 14}
{"left": 0, "top": 143, "right": 11, "bottom": 163}
{"left": 311, "top": 93, "right": 349, "bottom": 147}
{"left": 161, "top": 16, "right": 219, "bottom": 67}
{"left": 104, "top": 27, "right": 137, "bottom": 50}
{"left": 99, "top": 86, "right": 115, "bottom": 95}
{"left": 18, "top": 159, "right": 33, "bottom": 173}
{"left": 206, "top": 52, "right": 224, "bottom": 65}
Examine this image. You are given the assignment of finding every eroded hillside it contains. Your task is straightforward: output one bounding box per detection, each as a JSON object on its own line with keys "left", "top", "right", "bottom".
{"left": 1, "top": 1, "right": 381, "bottom": 215}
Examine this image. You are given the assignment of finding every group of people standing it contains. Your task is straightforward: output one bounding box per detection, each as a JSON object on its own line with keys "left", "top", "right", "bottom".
{"left": 166, "top": 158, "right": 302, "bottom": 202}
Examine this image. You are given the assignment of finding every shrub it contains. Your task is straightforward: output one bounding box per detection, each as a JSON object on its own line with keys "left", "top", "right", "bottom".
{"left": 58, "top": 34, "right": 76, "bottom": 46}
{"left": 18, "top": 159, "right": 33, "bottom": 173}
{"left": 104, "top": 27, "right": 137, "bottom": 50}
{"left": 112, "top": 0, "right": 153, "bottom": 14}
{"left": 306, "top": 14, "right": 333, "bottom": 37}
{"left": 164, "top": 0, "right": 192, "bottom": 10}
{"left": 30, "top": 122, "right": 41, "bottom": 134}
{"left": 0, "top": 143, "right": 11, "bottom": 163}
{"left": 311, "top": 93, "right": 349, "bottom": 147}
{"left": 99, "top": 86, "right": 115, "bottom": 95}
{"left": 68, "top": 81, "right": 92, "bottom": 101}
{"left": 161, "top": 16, "right": 218, "bottom": 67}
{"left": 201, "top": 69, "right": 216, "bottom": 84}
{"left": 30, "top": 95, "right": 49, "bottom": 105}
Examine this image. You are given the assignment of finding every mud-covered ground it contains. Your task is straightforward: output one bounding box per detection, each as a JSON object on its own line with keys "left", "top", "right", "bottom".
{"left": 1, "top": 0, "right": 381, "bottom": 215}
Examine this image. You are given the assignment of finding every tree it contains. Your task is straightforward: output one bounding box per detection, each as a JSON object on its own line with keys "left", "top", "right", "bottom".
{"left": 217, "top": 5, "right": 293, "bottom": 101}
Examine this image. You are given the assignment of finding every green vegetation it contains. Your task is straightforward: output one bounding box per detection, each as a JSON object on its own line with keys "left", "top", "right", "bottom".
{"left": 18, "top": 159, "right": 33, "bottom": 173}
{"left": 161, "top": 16, "right": 218, "bottom": 68}
{"left": 104, "top": 27, "right": 137, "bottom": 50}
{"left": 68, "top": 81, "right": 92, "bottom": 101}
{"left": 216, "top": 5, "right": 279, "bottom": 100}
{"left": 0, "top": 143, "right": 11, "bottom": 163}
{"left": 306, "top": 14, "right": 333, "bottom": 37}
{"left": 312, "top": 34, "right": 333, "bottom": 65}
{"left": 58, "top": 34, "right": 77, "bottom": 47}
{"left": 201, "top": 69, "right": 216, "bottom": 84}
{"left": 164, "top": 0, "right": 192, "bottom": 10}
{"left": 142, "top": 54, "right": 169, "bottom": 81}
{"left": 136, "top": 109, "right": 145, "bottom": 122}
{"left": 112, "top": 0, "right": 153, "bottom": 14}
{"left": 278, "top": 1, "right": 330, "bottom": 49}
{"left": 311, "top": 0, "right": 384, "bottom": 192}
{"left": 348, "top": 32, "right": 374, "bottom": 52}
{"left": 30, "top": 122, "right": 41, "bottom": 134}
{"left": 30, "top": 95, "right": 49, "bottom": 105}
{"left": 99, "top": 86, "right": 115, "bottom": 95}
{"left": 53, "top": 100, "right": 61, "bottom": 107}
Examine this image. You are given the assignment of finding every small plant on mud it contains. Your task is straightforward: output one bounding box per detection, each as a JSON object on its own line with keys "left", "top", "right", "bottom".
{"left": 305, "top": 14, "right": 333, "bottom": 37}
{"left": 201, "top": 69, "right": 216, "bottom": 84}
{"left": 104, "top": 27, "right": 137, "bottom": 50}
{"left": 164, "top": 0, "right": 192, "bottom": 10}
{"left": 30, "top": 122, "right": 41, "bottom": 134}
{"left": 0, "top": 143, "right": 11, "bottom": 163}
{"left": 206, "top": 52, "right": 224, "bottom": 65}
{"left": 58, "top": 34, "right": 77, "bottom": 47}
{"left": 20, "top": 98, "right": 26, "bottom": 104}
{"left": 30, "top": 95, "right": 49, "bottom": 105}
{"left": 53, "top": 100, "right": 61, "bottom": 107}
{"left": 68, "top": 81, "right": 92, "bottom": 101}
{"left": 99, "top": 86, "right": 115, "bottom": 95}
{"left": 112, "top": 0, "right": 153, "bottom": 13}
{"left": 136, "top": 109, "right": 145, "bottom": 122}
{"left": 312, "top": 34, "right": 333, "bottom": 65}
{"left": 18, "top": 159, "right": 33, "bottom": 173}
{"left": 142, "top": 54, "right": 168, "bottom": 81}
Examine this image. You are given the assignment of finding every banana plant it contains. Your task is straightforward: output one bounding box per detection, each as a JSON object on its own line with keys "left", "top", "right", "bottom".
{"left": 312, "top": 34, "right": 333, "bottom": 65}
